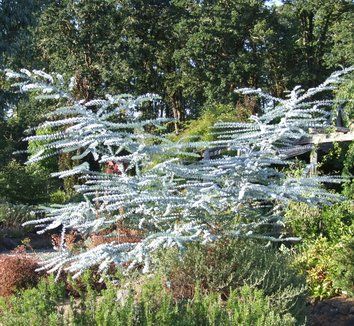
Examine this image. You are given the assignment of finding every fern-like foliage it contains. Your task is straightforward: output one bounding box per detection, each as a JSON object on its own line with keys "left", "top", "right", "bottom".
{"left": 5, "top": 67, "right": 352, "bottom": 279}
{"left": 214, "top": 67, "right": 353, "bottom": 154}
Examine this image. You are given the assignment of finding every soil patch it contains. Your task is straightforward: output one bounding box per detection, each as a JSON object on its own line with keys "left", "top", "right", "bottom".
{"left": 309, "top": 296, "right": 354, "bottom": 326}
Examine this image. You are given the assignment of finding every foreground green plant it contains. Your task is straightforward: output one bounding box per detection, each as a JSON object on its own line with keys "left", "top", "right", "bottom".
{"left": 154, "top": 239, "right": 307, "bottom": 324}
{"left": 286, "top": 198, "right": 353, "bottom": 300}
{"left": 293, "top": 234, "right": 354, "bottom": 300}
{"left": 331, "top": 235, "right": 354, "bottom": 297}
{"left": 0, "top": 274, "right": 297, "bottom": 326}
{"left": 0, "top": 275, "right": 66, "bottom": 326}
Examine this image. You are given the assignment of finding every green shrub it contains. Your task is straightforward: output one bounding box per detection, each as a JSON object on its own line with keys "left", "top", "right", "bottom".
{"left": 331, "top": 235, "right": 354, "bottom": 297}
{"left": 0, "top": 160, "right": 56, "bottom": 205}
{"left": 293, "top": 234, "right": 354, "bottom": 300}
{"left": 225, "top": 285, "right": 295, "bottom": 326}
{"left": 92, "top": 283, "right": 135, "bottom": 326}
{"left": 0, "top": 201, "right": 37, "bottom": 237}
{"left": 0, "top": 201, "right": 35, "bottom": 227}
{"left": 0, "top": 271, "right": 299, "bottom": 325}
{"left": 293, "top": 237, "right": 339, "bottom": 300}
{"left": 342, "top": 142, "right": 354, "bottom": 198}
{"left": 180, "top": 284, "right": 296, "bottom": 326}
{"left": 286, "top": 199, "right": 353, "bottom": 299}
{"left": 154, "top": 239, "right": 307, "bottom": 324}
{"left": 285, "top": 201, "right": 353, "bottom": 242}
{"left": 70, "top": 276, "right": 296, "bottom": 326}
{"left": 50, "top": 189, "right": 70, "bottom": 204}
{"left": 0, "top": 275, "right": 66, "bottom": 326}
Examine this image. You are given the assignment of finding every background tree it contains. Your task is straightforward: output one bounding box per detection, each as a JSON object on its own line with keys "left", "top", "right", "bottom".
{"left": 280, "top": 0, "right": 353, "bottom": 87}
{"left": 1, "top": 0, "right": 353, "bottom": 204}
{"left": 0, "top": 0, "right": 55, "bottom": 205}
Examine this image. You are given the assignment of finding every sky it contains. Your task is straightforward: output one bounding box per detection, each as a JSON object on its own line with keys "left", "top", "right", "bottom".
{"left": 266, "top": 0, "right": 283, "bottom": 6}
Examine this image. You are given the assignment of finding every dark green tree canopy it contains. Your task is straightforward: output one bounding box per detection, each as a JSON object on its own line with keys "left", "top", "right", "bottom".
{"left": 0, "top": 0, "right": 353, "bottom": 204}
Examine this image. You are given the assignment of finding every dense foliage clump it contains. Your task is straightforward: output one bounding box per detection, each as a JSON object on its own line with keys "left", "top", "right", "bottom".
{"left": 0, "top": 271, "right": 299, "bottom": 325}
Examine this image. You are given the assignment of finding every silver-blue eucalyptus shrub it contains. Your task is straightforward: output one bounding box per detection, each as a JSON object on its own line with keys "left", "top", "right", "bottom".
{"left": 5, "top": 67, "right": 352, "bottom": 279}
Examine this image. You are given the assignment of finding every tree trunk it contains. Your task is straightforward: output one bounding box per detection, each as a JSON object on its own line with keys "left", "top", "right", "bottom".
{"left": 171, "top": 90, "right": 183, "bottom": 134}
